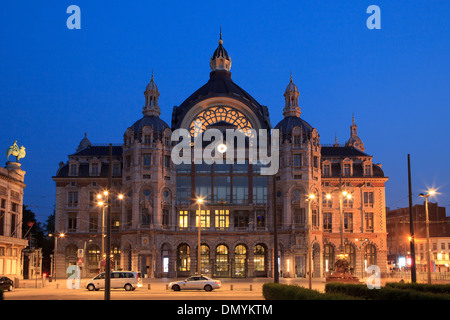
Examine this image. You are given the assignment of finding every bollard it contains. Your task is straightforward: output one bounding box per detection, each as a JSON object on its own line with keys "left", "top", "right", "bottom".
{"left": 148, "top": 284, "right": 151, "bottom": 290}
{"left": 166, "top": 284, "right": 169, "bottom": 290}
{"left": 250, "top": 284, "right": 253, "bottom": 291}
{"left": 230, "top": 284, "right": 233, "bottom": 291}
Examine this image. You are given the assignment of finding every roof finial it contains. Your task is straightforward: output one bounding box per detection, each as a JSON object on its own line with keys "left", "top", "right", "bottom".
{"left": 352, "top": 112, "right": 355, "bottom": 125}
{"left": 290, "top": 70, "right": 293, "bottom": 82}
{"left": 151, "top": 69, "right": 154, "bottom": 81}
{"left": 219, "top": 26, "right": 223, "bottom": 45}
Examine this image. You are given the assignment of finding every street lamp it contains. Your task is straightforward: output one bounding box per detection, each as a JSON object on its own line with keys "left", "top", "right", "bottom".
{"left": 48, "top": 232, "right": 65, "bottom": 282}
{"left": 196, "top": 197, "right": 204, "bottom": 275}
{"left": 419, "top": 189, "right": 436, "bottom": 285}
{"left": 306, "top": 193, "right": 315, "bottom": 290}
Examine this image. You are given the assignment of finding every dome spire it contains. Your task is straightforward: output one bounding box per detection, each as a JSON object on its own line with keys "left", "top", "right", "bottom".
{"left": 143, "top": 70, "right": 161, "bottom": 117}
{"left": 210, "top": 27, "right": 231, "bottom": 72}
{"left": 283, "top": 73, "right": 301, "bottom": 118}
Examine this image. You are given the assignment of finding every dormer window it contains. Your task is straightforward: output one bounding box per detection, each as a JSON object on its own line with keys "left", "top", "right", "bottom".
{"left": 343, "top": 164, "right": 351, "bottom": 176}
{"left": 293, "top": 135, "right": 301, "bottom": 145}
{"left": 90, "top": 163, "right": 99, "bottom": 176}
{"left": 144, "top": 135, "right": 151, "bottom": 144}
{"left": 364, "top": 163, "right": 372, "bottom": 176}
{"left": 69, "top": 163, "right": 78, "bottom": 176}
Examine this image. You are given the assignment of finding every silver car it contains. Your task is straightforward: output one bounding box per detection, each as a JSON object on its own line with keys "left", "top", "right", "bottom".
{"left": 169, "top": 275, "right": 221, "bottom": 291}
{"left": 85, "top": 271, "right": 143, "bottom": 291}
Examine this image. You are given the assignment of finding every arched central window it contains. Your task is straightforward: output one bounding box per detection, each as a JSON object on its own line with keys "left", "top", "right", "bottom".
{"left": 190, "top": 106, "right": 253, "bottom": 137}
{"left": 216, "top": 245, "right": 229, "bottom": 276}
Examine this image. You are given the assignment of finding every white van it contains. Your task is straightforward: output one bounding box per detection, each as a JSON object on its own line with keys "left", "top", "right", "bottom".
{"left": 86, "top": 271, "right": 143, "bottom": 291}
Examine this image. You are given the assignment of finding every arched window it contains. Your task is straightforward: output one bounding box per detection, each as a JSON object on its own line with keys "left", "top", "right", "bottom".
{"left": 190, "top": 106, "right": 253, "bottom": 138}
{"left": 177, "top": 244, "right": 190, "bottom": 272}
{"left": 323, "top": 245, "right": 335, "bottom": 272}
{"left": 365, "top": 244, "right": 377, "bottom": 268}
{"left": 234, "top": 245, "right": 247, "bottom": 277}
{"left": 344, "top": 244, "right": 356, "bottom": 269}
{"left": 200, "top": 244, "right": 210, "bottom": 273}
{"left": 254, "top": 244, "right": 266, "bottom": 273}
{"left": 65, "top": 244, "right": 77, "bottom": 258}
{"left": 216, "top": 245, "right": 229, "bottom": 275}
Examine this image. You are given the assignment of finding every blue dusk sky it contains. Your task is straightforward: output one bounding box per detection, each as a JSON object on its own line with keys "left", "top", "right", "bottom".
{"left": 0, "top": 1, "right": 449, "bottom": 223}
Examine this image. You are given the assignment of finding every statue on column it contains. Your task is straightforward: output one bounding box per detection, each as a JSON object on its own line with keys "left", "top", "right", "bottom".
{"left": 6, "top": 140, "right": 26, "bottom": 162}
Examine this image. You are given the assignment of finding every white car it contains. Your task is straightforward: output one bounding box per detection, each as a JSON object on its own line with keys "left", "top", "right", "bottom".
{"left": 169, "top": 275, "right": 221, "bottom": 291}
{"left": 85, "top": 271, "right": 143, "bottom": 291}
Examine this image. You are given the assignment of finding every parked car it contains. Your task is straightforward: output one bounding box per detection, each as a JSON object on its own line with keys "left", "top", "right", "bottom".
{"left": 169, "top": 275, "right": 221, "bottom": 291}
{"left": 0, "top": 277, "right": 13, "bottom": 291}
{"left": 85, "top": 271, "right": 142, "bottom": 291}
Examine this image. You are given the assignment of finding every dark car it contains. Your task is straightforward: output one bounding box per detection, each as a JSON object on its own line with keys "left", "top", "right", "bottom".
{"left": 0, "top": 277, "right": 14, "bottom": 291}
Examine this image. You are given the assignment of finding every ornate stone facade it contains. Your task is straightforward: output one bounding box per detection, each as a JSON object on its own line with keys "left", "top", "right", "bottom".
{"left": 53, "top": 35, "right": 388, "bottom": 279}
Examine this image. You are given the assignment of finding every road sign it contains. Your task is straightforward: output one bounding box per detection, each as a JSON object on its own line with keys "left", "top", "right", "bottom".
{"left": 77, "top": 257, "right": 83, "bottom": 264}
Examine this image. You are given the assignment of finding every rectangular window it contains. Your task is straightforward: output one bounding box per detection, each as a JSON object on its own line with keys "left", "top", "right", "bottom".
{"left": 179, "top": 210, "right": 189, "bottom": 229}
{"left": 176, "top": 176, "right": 191, "bottom": 204}
{"left": 68, "top": 213, "right": 77, "bottom": 232}
{"left": 364, "top": 164, "right": 372, "bottom": 175}
{"left": 293, "top": 208, "right": 305, "bottom": 228}
{"left": 343, "top": 164, "right": 351, "bottom": 176}
{"left": 162, "top": 209, "right": 169, "bottom": 228}
{"left": 323, "top": 164, "right": 330, "bottom": 176}
{"left": 141, "top": 208, "right": 151, "bottom": 227}
{"left": 323, "top": 212, "right": 332, "bottom": 231}
{"left": 252, "top": 176, "right": 268, "bottom": 204}
{"left": 112, "top": 213, "right": 120, "bottom": 232}
{"left": 311, "top": 209, "right": 319, "bottom": 229}
{"left": 343, "top": 196, "right": 353, "bottom": 208}
{"left": 365, "top": 212, "right": 374, "bottom": 232}
{"left": 91, "top": 163, "right": 99, "bottom": 175}
{"left": 89, "top": 212, "right": 98, "bottom": 232}
{"left": 364, "top": 192, "right": 374, "bottom": 208}
{"left": 164, "top": 155, "right": 171, "bottom": 168}
{"left": 10, "top": 213, "right": 17, "bottom": 236}
{"left": 143, "top": 154, "right": 152, "bottom": 166}
{"left": 293, "top": 154, "right": 302, "bottom": 167}
{"left": 126, "top": 209, "right": 132, "bottom": 229}
{"left": 234, "top": 211, "right": 249, "bottom": 230}
{"left": 344, "top": 212, "right": 353, "bottom": 232}
{"left": 113, "top": 163, "right": 121, "bottom": 176}
{"left": 214, "top": 210, "right": 229, "bottom": 230}
{"left": 232, "top": 176, "right": 248, "bottom": 204}
{"left": 144, "top": 135, "right": 151, "bottom": 144}
{"left": 70, "top": 164, "right": 77, "bottom": 176}
{"left": 68, "top": 192, "right": 78, "bottom": 207}
{"left": 256, "top": 210, "right": 266, "bottom": 229}
{"left": 293, "top": 135, "right": 301, "bottom": 145}
{"left": 322, "top": 193, "right": 332, "bottom": 208}
{"left": 196, "top": 210, "right": 210, "bottom": 229}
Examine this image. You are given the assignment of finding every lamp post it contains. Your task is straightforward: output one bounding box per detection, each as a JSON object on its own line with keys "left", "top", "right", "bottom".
{"left": 325, "top": 190, "right": 352, "bottom": 253}
{"left": 196, "top": 197, "right": 204, "bottom": 275}
{"left": 306, "top": 193, "right": 316, "bottom": 290}
{"left": 419, "top": 190, "right": 436, "bottom": 285}
{"left": 48, "top": 232, "right": 65, "bottom": 282}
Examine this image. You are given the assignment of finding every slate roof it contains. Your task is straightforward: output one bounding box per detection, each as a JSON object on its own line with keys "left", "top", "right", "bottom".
{"left": 171, "top": 70, "right": 271, "bottom": 130}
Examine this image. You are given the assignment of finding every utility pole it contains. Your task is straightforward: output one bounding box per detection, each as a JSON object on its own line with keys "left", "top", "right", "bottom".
{"left": 273, "top": 175, "right": 279, "bottom": 283}
{"left": 407, "top": 154, "right": 417, "bottom": 283}
{"left": 104, "top": 144, "right": 112, "bottom": 300}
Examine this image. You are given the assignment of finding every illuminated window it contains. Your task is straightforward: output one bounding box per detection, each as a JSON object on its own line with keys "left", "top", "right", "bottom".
{"left": 196, "top": 209, "right": 210, "bottom": 229}
{"left": 214, "top": 210, "right": 229, "bottom": 229}
{"left": 179, "top": 210, "right": 189, "bottom": 229}
{"left": 189, "top": 106, "right": 253, "bottom": 138}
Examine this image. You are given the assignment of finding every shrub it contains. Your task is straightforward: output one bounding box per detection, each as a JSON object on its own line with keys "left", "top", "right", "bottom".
{"left": 385, "top": 282, "right": 450, "bottom": 294}
{"left": 325, "top": 282, "right": 450, "bottom": 300}
{"left": 262, "top": 283, "right": 361, "bottom": 300}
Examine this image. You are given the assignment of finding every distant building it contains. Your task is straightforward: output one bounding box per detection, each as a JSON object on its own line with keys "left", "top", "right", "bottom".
{"left": 53, "top": 35, "right": 388, "bottom": 279}
{"left": 386, "top": 202, "right": 449, "bottom": 271}
{"left": 0, "top": 163, "right": 28, "bottom": 278}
